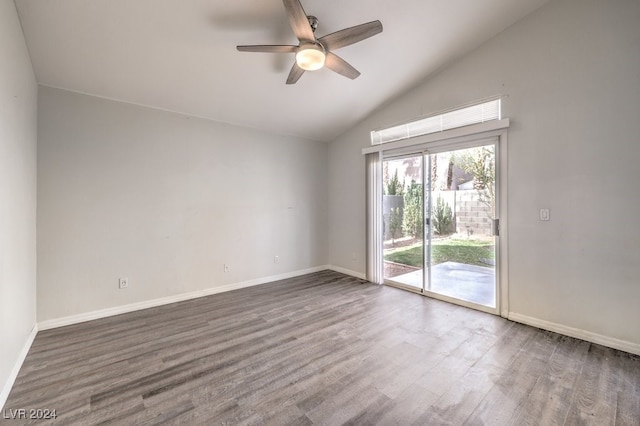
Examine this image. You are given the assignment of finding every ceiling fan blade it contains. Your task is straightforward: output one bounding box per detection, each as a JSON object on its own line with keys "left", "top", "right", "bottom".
{"left": 324, "top": 52, "right": 360, "bottom": 80}
{"left": 282, "top": 0, "right": 315, "bottom": 42}
{"left": 318, "top": 20, "right": 383, "bottom": 51}
{"left": 286, "top": 62, "right": 305, "bottom": 84}
{"left": 237, "top": 45, "right": 297, "bottom": 53}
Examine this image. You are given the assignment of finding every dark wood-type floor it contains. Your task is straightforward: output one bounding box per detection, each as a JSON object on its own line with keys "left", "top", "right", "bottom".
{"left": 3, "top": 271, "right": 639, "bottom": 425}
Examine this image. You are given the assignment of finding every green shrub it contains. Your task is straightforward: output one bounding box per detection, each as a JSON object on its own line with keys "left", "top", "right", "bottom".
{"left": 403, "top": 180, "right": 423, "bottom": 238}
{"left": 432, "top": 196, "right": 453, "bottom": 235}
{"left": 388, "top": 207, "right": 402, "bottom": 243}
{"left": 385, "top": 170, "right": 404, "bottom": 196}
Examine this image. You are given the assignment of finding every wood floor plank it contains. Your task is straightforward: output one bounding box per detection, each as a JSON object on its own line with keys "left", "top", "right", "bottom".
{"left": 613, "top": 349, "right": 640, "bottom": 426}
{"left": 415, "top": 329, "right": 496, "bottom": 398}
{"left": 513, "top": 335, "right": 591, "bottom": 425}
{"left": 2, "top": 270, "right": 639, "bottom": 425}
{"left": 563, "top": 344, "right": 618, "bottom": 425}
{"left": 464, "top": 370, "right": 539, "bottom": 426}
{"left": 372, "top": 383, "right": 440, "bottom": 425}
{"left": 416, "top": 362, "right": 505, "bottom": 425}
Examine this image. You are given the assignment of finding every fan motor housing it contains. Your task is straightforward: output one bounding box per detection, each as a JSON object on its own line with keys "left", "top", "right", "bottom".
{"left": 307, "top": 16, "right": 319, "bottom": 33}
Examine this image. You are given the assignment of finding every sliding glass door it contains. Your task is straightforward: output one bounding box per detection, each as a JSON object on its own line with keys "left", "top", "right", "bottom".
{"left": 382, "top": 141, "right": 498, "bottom": 311}
{"left": 382, "top": 153, "right": 425, "bottom": 288}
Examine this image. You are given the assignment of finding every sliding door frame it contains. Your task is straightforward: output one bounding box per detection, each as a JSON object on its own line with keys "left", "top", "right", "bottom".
{"left": 364, "top": 119, "right": 510, "bottom": 318}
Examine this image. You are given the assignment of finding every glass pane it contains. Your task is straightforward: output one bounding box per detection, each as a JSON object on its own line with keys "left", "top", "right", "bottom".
{"left": 382, "top": 155, "right": 423, "bottom": 290}
{"left": 427, "top": 144, "right": 496, "bottom": 308}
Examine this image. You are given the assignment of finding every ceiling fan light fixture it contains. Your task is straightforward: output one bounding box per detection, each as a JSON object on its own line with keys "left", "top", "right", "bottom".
{"left": 236, "top": 0, "right": 383, "bottom": 84}
{"left": 295, "top": 43, "right": 325, "bottom": 71}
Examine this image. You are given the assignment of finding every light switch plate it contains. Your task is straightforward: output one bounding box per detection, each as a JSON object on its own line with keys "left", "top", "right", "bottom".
{"left": 540, "top": 208, "right": 550, "bottom": 221}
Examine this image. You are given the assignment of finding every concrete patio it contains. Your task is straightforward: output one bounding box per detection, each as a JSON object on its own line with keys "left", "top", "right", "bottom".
{"left": 388, "top": 261, "right": 496, "bottom": 308}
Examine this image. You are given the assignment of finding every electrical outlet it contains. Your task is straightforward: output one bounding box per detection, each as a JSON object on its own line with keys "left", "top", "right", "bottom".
{"left": 224, "top": 264, "right": 230, "bottom": 273}
{"left": 274, "top": 255, "right": 280, "bottom": 264}
{"left": 118, "top": 277, "right": 129, "bottom": 289}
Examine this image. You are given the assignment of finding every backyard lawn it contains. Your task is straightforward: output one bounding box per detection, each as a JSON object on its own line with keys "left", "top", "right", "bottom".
{"left": 384, "top": 238, "right": 494, "bottom": 267}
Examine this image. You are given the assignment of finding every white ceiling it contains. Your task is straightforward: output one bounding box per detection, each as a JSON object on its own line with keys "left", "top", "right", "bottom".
{"left": 15, "top": 0, "right": 549, "bottom": 142}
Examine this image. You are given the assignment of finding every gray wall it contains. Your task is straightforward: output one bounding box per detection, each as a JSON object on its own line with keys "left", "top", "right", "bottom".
{"left": 0, "top": 0, "right": 38, "bottom": 406}
{"left": 328, "top": 0, "right": 640, "bottom": 347}
{"left": 37, "top": 87, "right": 328, "bottom": 322}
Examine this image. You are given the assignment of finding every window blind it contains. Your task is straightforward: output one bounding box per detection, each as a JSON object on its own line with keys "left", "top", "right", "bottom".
{"left": 371, "top": 99, "right": 501, "bottom": 145}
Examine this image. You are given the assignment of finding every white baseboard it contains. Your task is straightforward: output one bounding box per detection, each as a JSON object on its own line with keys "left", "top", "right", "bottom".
{"left": 327, "top": 265, "right": 367, "bottom": 280}
{"left": 1, "top": 324, "right": 38, "bottom": 411}
{"left": 38, "top": 266, "right": 330, "bottom": 331}
{"left": 508, "top": 312, "right": 640, "bottom": 356}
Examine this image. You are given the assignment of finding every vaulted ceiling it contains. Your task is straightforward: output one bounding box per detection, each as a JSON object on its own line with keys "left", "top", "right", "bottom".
{"left": 15, "top": 0, "right": 549, "bottom": 142}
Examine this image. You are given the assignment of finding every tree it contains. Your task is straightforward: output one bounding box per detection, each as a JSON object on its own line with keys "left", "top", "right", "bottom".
{"left": 388, "top": 207, "right": 402, "bottom": 244}
{"left": 385, "top": 170, "right": 404, "bottom": 196}
{"left": 403, "top": 180, "right": 423, "bottom": 238}
{"left": 432, "top": 196, "right": 453, "bottom": 235}
{"left": 446, "top": 158, "right": 454, "bottom": 190}
{"left": 453, "top": 146, "right": 495, "bottom": 217}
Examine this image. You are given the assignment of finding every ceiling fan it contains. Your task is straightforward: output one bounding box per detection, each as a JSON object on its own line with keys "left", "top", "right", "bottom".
{"left": 236, "top": 0, "right": 383, "bottom": 84}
